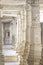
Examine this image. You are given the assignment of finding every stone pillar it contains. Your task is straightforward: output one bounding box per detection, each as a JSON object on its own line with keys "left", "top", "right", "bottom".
{"left": 0, "top": 11, "right": 1, "bottom": 17}
{"left": 20, "top": 8, "right": 27, "bottom": 65}
{"left": 16, "top": 13, "right": 21, "bottom": 52}
{"left": 40, "top": 23, "right": 43, "bottom": 65}
{"left": 16, "top": 8, "right": 27, "bottom": 65}
{"left": 20, "top": 0, "right": 42, "bottom": 65}
{"left": 30, "top": 0, "right": 42, "bottom": 65}
{"left": 21, "top": 3, "right": 32, "bottom": 65}
{"left": 0, "top": 17, "right": 4, "bottom": 65}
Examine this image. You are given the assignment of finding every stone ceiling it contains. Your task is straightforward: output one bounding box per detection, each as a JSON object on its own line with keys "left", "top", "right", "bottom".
{"left": 0, "top": 0, "right": 43, "bottom": 10}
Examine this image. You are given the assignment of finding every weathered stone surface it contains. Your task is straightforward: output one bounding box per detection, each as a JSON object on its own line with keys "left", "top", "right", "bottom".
{"left": 0, "top": 18, "right": 4, "bottom": 65}
{"left": 40, "top": 23, "right": 43, "bottom": 65}
{"left": 31, "top": 2, "right": 42, "bottom": 65}
{"left": 0, "top": 0, "right": 42, "bottom": 65}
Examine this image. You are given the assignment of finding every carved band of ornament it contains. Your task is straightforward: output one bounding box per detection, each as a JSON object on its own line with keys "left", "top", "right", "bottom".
{"left": 1, "top": 10, "right": 20, "bottom": 17}
{"left": 31, "top": 26, "right": 41, "bottom": 28}
{"left": 2, "top": 10, "right": 19, "bottom": 14}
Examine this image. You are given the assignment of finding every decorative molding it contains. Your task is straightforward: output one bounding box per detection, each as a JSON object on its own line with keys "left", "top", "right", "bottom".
{"left": 1, "top": 10, "right": 20, "bottom": 17}
{"left": 1, "top": 0, "right": 26, "bottom": 6}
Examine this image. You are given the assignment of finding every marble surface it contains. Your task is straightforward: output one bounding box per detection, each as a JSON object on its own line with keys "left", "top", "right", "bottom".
{"left": 5, "top": 62, "right": 20, "bottom": 65}
{"left": 2, "top": 50, "right": 18, "bottom": 56}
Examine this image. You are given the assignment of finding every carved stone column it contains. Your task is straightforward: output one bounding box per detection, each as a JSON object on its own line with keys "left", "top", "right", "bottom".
{"left": 16, "top": 10, "right": 26, "bottom": 54}
{"left": 16, "top": 13, "right": 21, "bottom": 52}
{"left": 30, "top": 0, "right": 42, "bottom": 65}
{"left": 21, "top": 2, "right": 32, "bottom": 65}
{"left": 20, "top": 8, "right": 27, "bottom": 65}
{"left": 0, "top": 17, "right": 4, "bottom": 65}
{"left": 20, "top": 0, "right": 42, "bottom": 65}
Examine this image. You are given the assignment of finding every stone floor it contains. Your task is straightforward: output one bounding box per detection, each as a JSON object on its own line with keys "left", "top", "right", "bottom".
{"left": 2, "top": 49, "right": 20, "bottom": 65}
